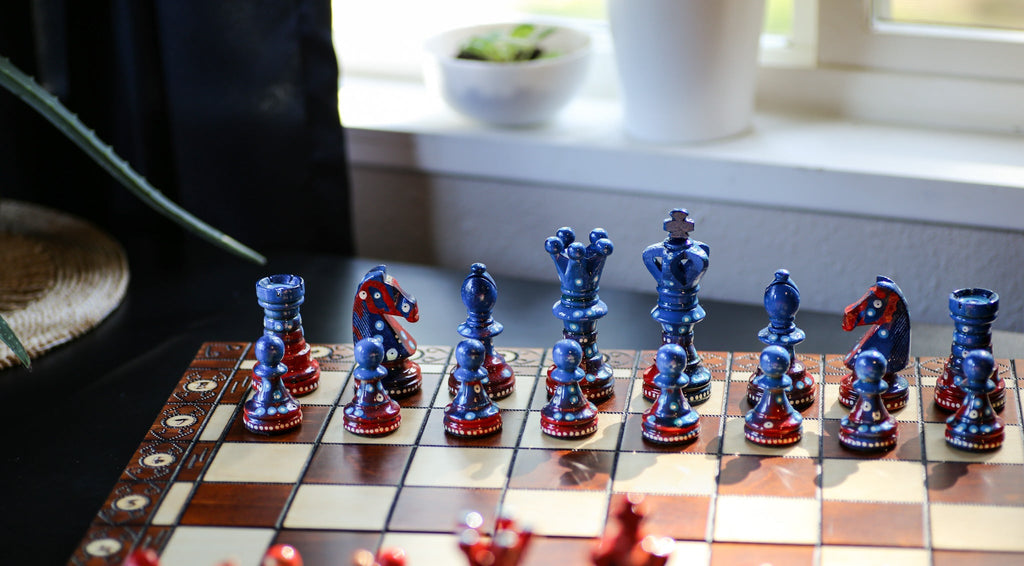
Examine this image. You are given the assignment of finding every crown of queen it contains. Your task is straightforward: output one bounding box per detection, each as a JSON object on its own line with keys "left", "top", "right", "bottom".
{"left": 545, "top": 227, "right": 614, "bottom": 301}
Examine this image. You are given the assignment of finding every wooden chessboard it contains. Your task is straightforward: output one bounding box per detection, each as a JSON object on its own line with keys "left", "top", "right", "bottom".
{"left": 70, "top": 343, "right": 1024, "bottom": 566}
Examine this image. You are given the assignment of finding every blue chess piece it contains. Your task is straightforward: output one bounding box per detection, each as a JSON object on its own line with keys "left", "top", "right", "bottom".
{"left": 935, "top": 288, "right": 1004, "bottom": 413}
{"left": 256, "top": 274, "right": 320, "bottom": 396}
{"left": 746, "top": 270, "right": 816, "bottom": 410}
{"left": 945, "top": 349, "right": 1004, "bottom": 451}
{"left": 447, "top": 263, "right": 515, "bottom": 400}
{"left": 839, "top": 350, "right": 898, "bottom": 452}
{"left": 544, "top": 227, "right": 615, "bottom": 402}
{"left": 744, "top": 345, "right": 802, "bottom": 446}
{"left": 445, "top": 339, "right": 503, "bottom": 437}
{"left": 541, "top": 339, "right": 599, "bottom": 438}
{"left": 642, "top": 343, "right": 701, "bottom": 445}
{"left": 243, "top": 335, "right": 302, "bottom": 435}
{"left": 343, "top": 338, "right": 402, "bottom": 436}
{"left": 641, "top": 208, "right": 712, "bottom": 405}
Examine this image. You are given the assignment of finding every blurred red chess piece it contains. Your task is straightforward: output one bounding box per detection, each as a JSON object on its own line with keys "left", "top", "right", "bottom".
{"left": 123, "top": 549, "right": 160, "bottom": 566}
{"left": 263, "top": 544, "right": 303, "bottom": 566}
{"left": 459, "top": 510, "right": 533, "bottom": 566}
{"left": 352, "top": 547, "right": 407, "bottom": 566}
{"left": 592, "top": 494, "right": 675, "bottom": 566}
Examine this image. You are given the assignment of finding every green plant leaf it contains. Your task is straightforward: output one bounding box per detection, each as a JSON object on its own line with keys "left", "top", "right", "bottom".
{"left": 0, "top": 313, "right": 30, "bottom": 368}
{"left": 0, "top": 56, "right": 266, "bottom": 265}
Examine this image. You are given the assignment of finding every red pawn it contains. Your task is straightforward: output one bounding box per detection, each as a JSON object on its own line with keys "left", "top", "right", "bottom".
{"left": 343, "top": 338, "right": 402, "bottom": 436}
{"left": 244, "top": 335, "right": 303, "bottom": 435}
{"left": 592, "top": 494, "right": 675, "bottom": 566}
{"left": 744, "top": 346, "right": 802, "bottom": 446}
{"left": 459, "top": 510, "right": 533, "bottom": 566}
{"left": 263, "top": 544, "right": 303, "bottom": 566}
{"left": 946, "top": 350, "right": 1005, "bottom": 452}
{"left": 352, "top": 548, "right": 406, "bottom": 566}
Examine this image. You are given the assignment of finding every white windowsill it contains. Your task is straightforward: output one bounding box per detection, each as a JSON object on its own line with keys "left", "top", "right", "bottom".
{"left": 340, "top": 75, "right": 1024, "bottom": 233}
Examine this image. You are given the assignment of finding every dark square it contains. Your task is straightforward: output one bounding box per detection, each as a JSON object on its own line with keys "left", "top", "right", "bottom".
{"left": 522, "top": 536, "right": 594, "bottom": 566}
{"left": 177, "top": 442, "right": 217, "bottom": 482}
{"left": 224, "top": 405, "right": 329, "bottom": 443}
{"left": 388, "top": 487, "right": 501, "bottom": 533}
{"left": 710, "top": 542, "right": 814, "bottom": 566}
{"left": 95, "top": 481, "right": 167, "bottom": 526}
{"left": 933, "top": 550, "right": 1024, "bottom": 566}
{"left": 821, "top": 419, "right": 922, "bottom": 461}
{"left": 418, "top": 408, "right": 526, "bottom": 448}
{"left": 609, "top": 493, "right": 711, "bottom": 542}
{"left": 180, "top": 483, "right": 293, "bottom": 527}
{"left": 725, "top": 380, "right": 755, "bottom": 417}
{"left": 304, "top": 444, "right": 413, "bottom": 485}
{"left": 274, "top": 530, "right": 379, "bottom": 566}
{"left": 717, "top": 455, "right": 817, "bottom": 498}
{"left": 593, "top": 378, "right": 633, "bottom": 412}
{"left": 821, "top": 500, "right": 925, "bottom": 547}
{"left": 509, "top": 449, "right": 613, "bottom": 490}
{"left": 928, "top": 462, "right": 1024, "bottom": 505}
{"left": 620, "top": 414, "right": 722, "bottom": 454}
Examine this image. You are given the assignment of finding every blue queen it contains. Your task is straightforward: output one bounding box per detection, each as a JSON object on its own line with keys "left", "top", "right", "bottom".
{"left": 544, "top": 226, "right": 615, "bottom": 402}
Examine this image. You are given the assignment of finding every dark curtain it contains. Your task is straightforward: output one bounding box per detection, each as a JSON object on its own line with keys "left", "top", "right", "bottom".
{"left": 0, "top": 0, "right": 353, "bottom": 260}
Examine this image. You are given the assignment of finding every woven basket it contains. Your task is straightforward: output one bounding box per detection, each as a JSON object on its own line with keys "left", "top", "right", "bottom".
{"left": 0, "top": 200, "right": 129, "bottom": 368}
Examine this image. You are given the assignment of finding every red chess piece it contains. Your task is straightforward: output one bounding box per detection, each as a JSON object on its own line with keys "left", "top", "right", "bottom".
{"left": 592, "top": 494, "right": 674, "bottom": 566}
{"left": 458, "top": 510, "right": 533, "bottom": 566}
{"left": 946, "top": 350, "right": 1005, "bottom": 452}
{"left": 352, "top": 265, "right": 422, "bottom": 398}
{"left": 262, "top": 544, "right": 303, "bottom": 566}
{"left": 541, "top": 339, "right": 599, "bottom": 439}
{"left": 123, "top": 549, "right": 160, "bottom": 566}
{"left": 744, "top": 346, "right": 803, "bottom": 446}
{"left": 256, "top": 275, "right": 320, "bottom": 396}
{"left": 352, "top": 548, "right": 406, "bottom": 566}
{"left": 343, "top": 338, "right": 402, "bottom": 436}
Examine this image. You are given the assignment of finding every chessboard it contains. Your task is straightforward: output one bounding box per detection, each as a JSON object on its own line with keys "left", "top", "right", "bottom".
{"left": 70, "top": 342, "right": 1024, "bottom": 566}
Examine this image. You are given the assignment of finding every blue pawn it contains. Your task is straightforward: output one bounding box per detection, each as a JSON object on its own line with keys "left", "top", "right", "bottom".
{"left": 945, "top": 349, "right": 1004, "bottom": 452}
{"left": 744, "top": 345, "right": 803, "bottom": 446}
{"left": 445, "top": 339, "right": 503, "bottom": 437}
{"left": 343, "top": 338, "right": 402, "bottom": 436}
{"left": 541, "top": 339, "right": 599, "bottom": 438}
{"left": 839, "top": 350, "right": 898, "bottom": 452}
{"left": 747, "top": 270, "right": 816, "bottom": 410}
{"left": 642, "top": 344, "right": 701, "bottom": 445}
{"left": 244, "top": 335, "right": 302, "bottom": 435}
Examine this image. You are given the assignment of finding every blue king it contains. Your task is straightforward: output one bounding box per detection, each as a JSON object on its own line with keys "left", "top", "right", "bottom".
{"left": 544, "top": 226, "right": 615, "bottom": 401}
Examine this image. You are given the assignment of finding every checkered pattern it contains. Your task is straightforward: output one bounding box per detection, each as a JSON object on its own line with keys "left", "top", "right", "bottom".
{"left": 72, "top": 343, "right": 1024, "bottom": 566}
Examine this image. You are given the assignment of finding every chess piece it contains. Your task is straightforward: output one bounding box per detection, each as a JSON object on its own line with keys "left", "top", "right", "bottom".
{"left": 343, "top": 337, "right": 402, "bottom": 436}
{"left": 935, "top": 288, "right": 1005, "bottom": 412}
{"left": 256, "top": 274, "right": 320, "bottom": 396}
{"left": 744, "top": 345, "right": 803, "bottom": 446}
{"left": 945, "top": 349, "right": 1005, "bottom": 452}
{"left": 544, "top": 227, "right": 616, "bottom": 402}
{"left": 447, "top": 263, "right": 515, "bottom": 399}
{"left": 123, "top": 549, "right": 160, "bottom": 566}
{"left": 458, "top": 510, "right": 533, "bottom": 566}
{"left": 641, "top": 344, "right": 700, "bottom": 445}
{"left": 838, "top": 350, "right": 898, "bottom": 452}
{"left": 541, "top": 339, "right": 599, "bottom": 438}
{"left": 839, "top": 276, "right": 911, "bottom": 412}
{"left": 352, "top": 548, "right": 406, "bottom": 566}
{"left": 746, "top": 270, "right": 816, "bottom": 410}
{"left": 262, "top": 544, "right": 302, "bottom": 566}
{"left": 592, "top": 494, "right": 675, "bottom": 566}
{"left": 640, "top": 208, "right": 712, "bottom": 405}
{"left": 445, "top": 339, "right": 503, "bottom": 437}
{"left": 244, "top": 335, "right": 302, "bottom": 434}
{"left": 352, "top": 265, "right": 422, "bottom": 398}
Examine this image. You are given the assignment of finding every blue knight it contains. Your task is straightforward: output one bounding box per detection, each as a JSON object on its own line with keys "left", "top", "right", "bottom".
{"left": 641, "top": 209, "right": 712, "bottom": 404}
{"left": 544, "top": 226, "right": 615, "bottom": 401}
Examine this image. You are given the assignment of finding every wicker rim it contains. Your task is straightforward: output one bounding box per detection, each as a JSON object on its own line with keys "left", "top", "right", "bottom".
{"left": 0, "top": 200, "right": 129, "bottom": 368}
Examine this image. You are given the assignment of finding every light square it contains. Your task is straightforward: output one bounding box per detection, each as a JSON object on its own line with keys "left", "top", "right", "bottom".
{"left": 720, "top": 416, "right": 820, "bottom": 458}
{"left": 666, "top": 541, "right": 711, "bottom": 566}
{"left": 302, "top": 370, "right": 347, "bottom": 405}
{"left": 283, "top": 484, "right": 397, "bottom": 530}
{"left": 198, "top": 405, "right": 236, "bottom": 442}
{"left": 502, "top": 489, "right": 608, "bottom": 537}
{"left": 321, "top": 407, "right": 428, "bottom": 445}
{"left": 404, "top": 446, "right": 513, "bottom": 488}
{"left": 519, "top": 412, "right": 623, "bottom": 450}
{"left": 819, "top": 546, "right": 929, "bottom": 566}
{"left": 204, "top": 442, "right": 313, "bottom": 483}
{"left": 822, "top": 459, "right": 926, "bottom": 503}
{"left": 923, "top": 422, "right": 1024, "bottom": 464}
{"left": 612, "top": 452, "right": 719, "bottom": 496}
{"left": 731, "top": 370, "right": 755, "bottom": 382}
{"left": 931, "top": 503, "right": 1024, "bottom": 551}
{"left": 239, "top": 359, "right": 256, "bottom": 370}
{"left": 380, "top": 533, "right": 466, "bottom": 565}
{"left": 160, "top": 526, "right": 275, "bottom": 566}
{"left": 713, "top": 495, "right": 819, "bottom": 545}
{"left": 495, "top": 375, "right": 537, "bottom": 410}
{"left": 151, "top": 482, "right": 193, "bottom": 525}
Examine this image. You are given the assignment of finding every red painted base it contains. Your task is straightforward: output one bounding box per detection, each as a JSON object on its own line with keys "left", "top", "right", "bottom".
{"left": 448, "top": 356, "right": 516, "bottom": 400}
{"left": 935, "top": 362, "right": 1006, "bottom": 413}
{"left": 838, "top": 418, "right": 898, "bottom": 452}
{"left": 746, "top": 365, "right": 816, "bottom": 411}
{"left": 243, "top": 406, "right": 303, "bottom": 435}
{"left": 443, "top": 410, "right": 503, "bottom": 438}
{"left": 343, "top": 403, "right": 402, "bottom": 437}
{"left": 281, "top": 329, "right": 320, "bottom": 396}
{"left": 641, "top": 417, "right": 700, "bottom": 445}
{"left": 540, "top": 410, "right": 598, "bottom": 438}
{"left": 946, "top": 422, "right": 1004, "bottom": 452}
{"left": 382, "top": 359, "right": 422, "bottom": 398}
{"left": 546, "top": 365, "right": 615, "bottom": 403}
{"left": 744, "top": 390, "right": 803, "bottom": 447}
{"left": 838, "top": 372, "right": 909, "bottom": 412}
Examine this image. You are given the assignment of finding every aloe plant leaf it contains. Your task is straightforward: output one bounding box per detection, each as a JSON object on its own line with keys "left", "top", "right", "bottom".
{"left": 0, "top": 313, "right": 30, "bottom": 368}
{"left": 0, "top": 56, "right": 266, "bottom": 265}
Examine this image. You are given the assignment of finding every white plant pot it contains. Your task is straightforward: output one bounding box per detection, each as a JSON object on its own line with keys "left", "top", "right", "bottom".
{"left": 608, "top": 0, "right": 765, "bottom": 143}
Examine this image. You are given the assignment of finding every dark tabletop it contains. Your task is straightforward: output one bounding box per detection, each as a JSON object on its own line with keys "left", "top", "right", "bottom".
{"left": 3, "top": 240, "right": 1021, "bottom": 564}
